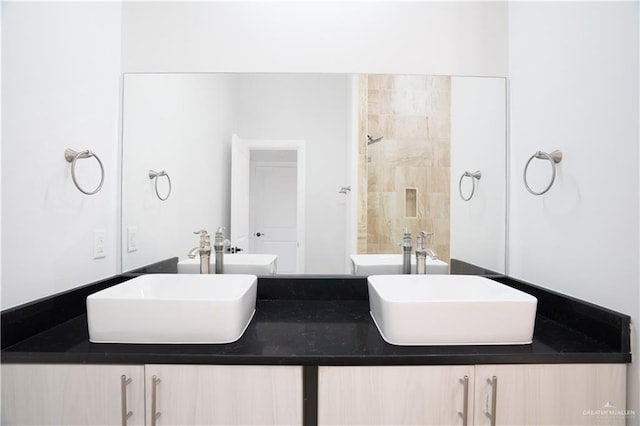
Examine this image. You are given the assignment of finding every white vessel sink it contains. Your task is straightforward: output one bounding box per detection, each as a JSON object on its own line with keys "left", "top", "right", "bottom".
{"left": 368, "top": 275, "right": 537, "bottom": 345}
{"left": 87, "top": 274, "right": 257, "bottom": 344}
{"left": 351, "top": 254, "right": 448, "bottom": 275}
{"left": 177, "top": 254, "right": 277, "bottom": 275}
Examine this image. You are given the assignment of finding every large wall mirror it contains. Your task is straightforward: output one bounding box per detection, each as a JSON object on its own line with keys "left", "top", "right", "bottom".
{"left": 121, "top": 73, "right": 506, "bottom": 275}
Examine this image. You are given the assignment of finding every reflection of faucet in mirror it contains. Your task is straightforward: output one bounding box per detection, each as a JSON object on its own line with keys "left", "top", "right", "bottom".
{"left": 214, "top": 227, "right": 230, "bottom": 274}
{"left": 415, "top": 231, "right": 440, "bottom": 275}
{"left": 188, "top": 230, "right": 211, "bottom": 274}
{"left": 402, "top": 229, "right": 412, "bottom": 274}
{"left": 416, "top": 231, "right": 427, "bottom": 274}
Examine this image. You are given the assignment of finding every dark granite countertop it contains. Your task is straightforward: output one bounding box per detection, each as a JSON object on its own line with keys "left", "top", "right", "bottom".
{"left": 1, "top": 260, "right": 631, "bottom": 366}
{"left": 1, "top": 299, "right": 629, "bottom": 366}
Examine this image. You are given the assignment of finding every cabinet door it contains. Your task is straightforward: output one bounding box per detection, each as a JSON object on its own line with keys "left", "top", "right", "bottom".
{"left": 474, "top": 364, "right": 627, "bottom": 426}
{"left": 1, "top": 364, "right": 145, "bottom": 426}
{"left": 144, "top": 364, "right": 302, "bottom": 425}
{"left": 318, "top": 365, "right": 475, "bottom": 425}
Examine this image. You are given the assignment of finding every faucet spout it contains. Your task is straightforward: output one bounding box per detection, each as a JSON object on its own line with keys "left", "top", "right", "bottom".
{"left": 188, "top": 247, "right": 202, "bottom": 258}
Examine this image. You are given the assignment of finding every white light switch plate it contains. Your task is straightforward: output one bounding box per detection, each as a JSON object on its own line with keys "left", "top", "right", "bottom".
{"left": 127, "top": 227, "right": 138, "bottom": 252}
{"left": 93, "top": 230, "right": 106, "bottom": 259}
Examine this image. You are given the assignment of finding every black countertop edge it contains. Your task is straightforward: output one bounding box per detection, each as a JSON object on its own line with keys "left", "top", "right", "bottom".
{"left": 1, "top": 352, "right": 630, "bottom": 366}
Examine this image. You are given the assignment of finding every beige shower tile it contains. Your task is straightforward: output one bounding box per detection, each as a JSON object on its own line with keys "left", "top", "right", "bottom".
{"left": 425, "top": 167, "right": 451, "bottom": 195}
{"left": 388, "top": 116, "right": 429, "bottom": 140}
{"left": 367, "top": 115, "right": 390, "bottom": 141}
{"left": 426, "top": 75, "right": 451, "bottom": 93}
{"left": 433, "top": 139, "right": 451, "bottom": 167}
{"left": 368, "top": 75, "right": 395, "bottom": 90}
{"left": 427, "top": 113, "right": 451, "bottom": 139}
{"left": 390, "top": 89, "right": 429, "bottom": 116}
{"left": 393, "top": 166, "right": 428, "bottom": 192}
{"left": 368, "top": 90, "right": 381, "bottom": 115}
{"left": 393, "top": 75, "right": 430, "bottom": 92}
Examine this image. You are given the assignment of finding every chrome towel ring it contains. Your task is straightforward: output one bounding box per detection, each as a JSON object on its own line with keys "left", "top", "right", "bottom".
{"left": 64, "top": 149, "right": 104, "bottom": 195}
{"left": 149, "top": 170, "right": 172, "bottom": 201}
{"left": 523, "top": 150, "right": 563, "bottom": 195}
{"left": 458, "top": 171, "right": 482, "bottom": 201}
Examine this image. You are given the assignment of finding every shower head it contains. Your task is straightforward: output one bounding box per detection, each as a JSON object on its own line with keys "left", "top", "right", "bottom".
{"left": 367, "top": 135, "right": 384, "bottom": 145}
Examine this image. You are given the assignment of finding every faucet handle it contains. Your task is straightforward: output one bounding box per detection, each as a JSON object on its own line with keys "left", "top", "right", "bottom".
{"left": 193, "top": 230, "right": 208, "bottom": 235}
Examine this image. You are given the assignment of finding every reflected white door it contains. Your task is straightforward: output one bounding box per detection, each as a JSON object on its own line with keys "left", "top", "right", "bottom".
{"left": 250, "top": 163, "right": 297, "bottom": 273}
{"left": 230, "top": 134, "right": 306, "bottom": 273}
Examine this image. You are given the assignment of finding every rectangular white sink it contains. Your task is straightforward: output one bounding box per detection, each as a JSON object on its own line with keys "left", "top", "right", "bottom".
{"left": 351, "top": 254, "right": 448, "bottom": 275}
{"left": 87, "top": 274, "right": 257, "bottom": 344}
{"left": 368, "top": 275, "right": 537, "bottom": 345}
{"left": 177, "top": 254, "right": 277, "bottom": 275}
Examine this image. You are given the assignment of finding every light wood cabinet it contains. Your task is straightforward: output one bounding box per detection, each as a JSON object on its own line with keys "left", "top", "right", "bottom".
{"left": 144, "top": 364, "right": 302, "bottom": 426}
{"left": 1, "top": 364, "right": 145, "bottom": 426}
{"left": 318, "top": 365, "right": 475, "bottom": 425}
{"left": 2, "top": 363, "right": 626, "bottom": 426}
{"left": 1, "top": 364, "right": 302, "bottom": 426}
{"left": 318, "top": 364, "right": 627, "bottom": 426}
{"left": 473, "top": 364, "right": 627, "bottom": 426}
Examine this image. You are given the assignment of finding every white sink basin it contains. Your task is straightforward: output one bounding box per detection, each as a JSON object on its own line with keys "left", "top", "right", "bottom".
{"left": 177, "top": 254, "right": 277, "bottom": 275}
{"left": 368, "top": 275, "right": 537, "bottom": 345}
{"left": 351, "top": 254, "right": 448, "bottom": 275}
{"left": 87, "top": 274, "right": 257, "bottom": 344}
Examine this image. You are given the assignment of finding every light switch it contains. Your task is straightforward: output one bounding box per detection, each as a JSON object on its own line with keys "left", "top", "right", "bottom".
{"left": 127, "top": 227, "right": 138, "bottom": 252}
{"left": 94, "top": 230, "right": 106, "bottom": 259}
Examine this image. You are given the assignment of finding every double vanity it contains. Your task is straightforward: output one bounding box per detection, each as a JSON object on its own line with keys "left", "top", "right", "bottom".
{"left": 1, "top": 259, "right": 632, "bottom": 425}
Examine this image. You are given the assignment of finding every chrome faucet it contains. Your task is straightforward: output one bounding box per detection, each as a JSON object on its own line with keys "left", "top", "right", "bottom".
{"left": 213, "top": 227, "right": 230, "bottom": 274}
{"left": 402, "top": 228, "right": 412, "bottom": 274}
{"left": 421, "top": 231, "right": 438, "bottom": 260}
{"left": 415, "top": 231, "right": 428, "bottom": 275}
{"left": 188, "top": 230, "right": 211, "bottom": 274}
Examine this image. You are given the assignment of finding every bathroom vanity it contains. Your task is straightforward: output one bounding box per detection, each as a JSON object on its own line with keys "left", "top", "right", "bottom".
{"left": 1, "top": 260, "right": 631, "bottom": 426}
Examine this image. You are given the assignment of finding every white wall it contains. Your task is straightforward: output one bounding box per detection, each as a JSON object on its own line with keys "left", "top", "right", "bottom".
{"left": 450, "top": 77, "right": 507, "bottom": 273}
{"left": 121, "top": 1, "right": 508, "bottom": 76}
{"left": 1, "top": 2, "right": 122, "bottom": 309}
{"left": 121, "top": 74, "right": 237, "bottom": 272}
{"left": 508, "top": 1, "right": 639, "bottom": 415}
{"left": 235, "top": 74, "right": 351, "bottom": 274}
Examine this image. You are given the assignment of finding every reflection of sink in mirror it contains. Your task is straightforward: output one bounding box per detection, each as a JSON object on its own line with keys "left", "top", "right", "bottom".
{"left": 177, "top": 254, "right": 277, "bottom": 275}
{"left": 351, "top": 254, "right": 448, "bottom": 275}
{"left": 87, "top": 274, "right": 257, "bottom": 344}
{"left": 368, "top": 275, "right": 537, "bottom": 346}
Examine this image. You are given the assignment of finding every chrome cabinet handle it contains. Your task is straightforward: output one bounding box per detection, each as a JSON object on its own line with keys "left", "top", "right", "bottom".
{"left": 121, "top": 375, "right": 133, "bottom": 426}
{"left": 457, "top": 375, "right": 469, "bottom": 425}
{"left": 485, "top": 376, "right": 498, "bottom": 426}
{"left": 151, "top": 375, "right": 161, "bottom": 426}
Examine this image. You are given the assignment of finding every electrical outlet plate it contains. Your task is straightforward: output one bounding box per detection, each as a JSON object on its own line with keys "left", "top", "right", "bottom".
{"left": 127, "top": 227, "right": 138, "bottom": 252}
{"left": 94, "top": 230, "right": 106, "bottom": 259}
